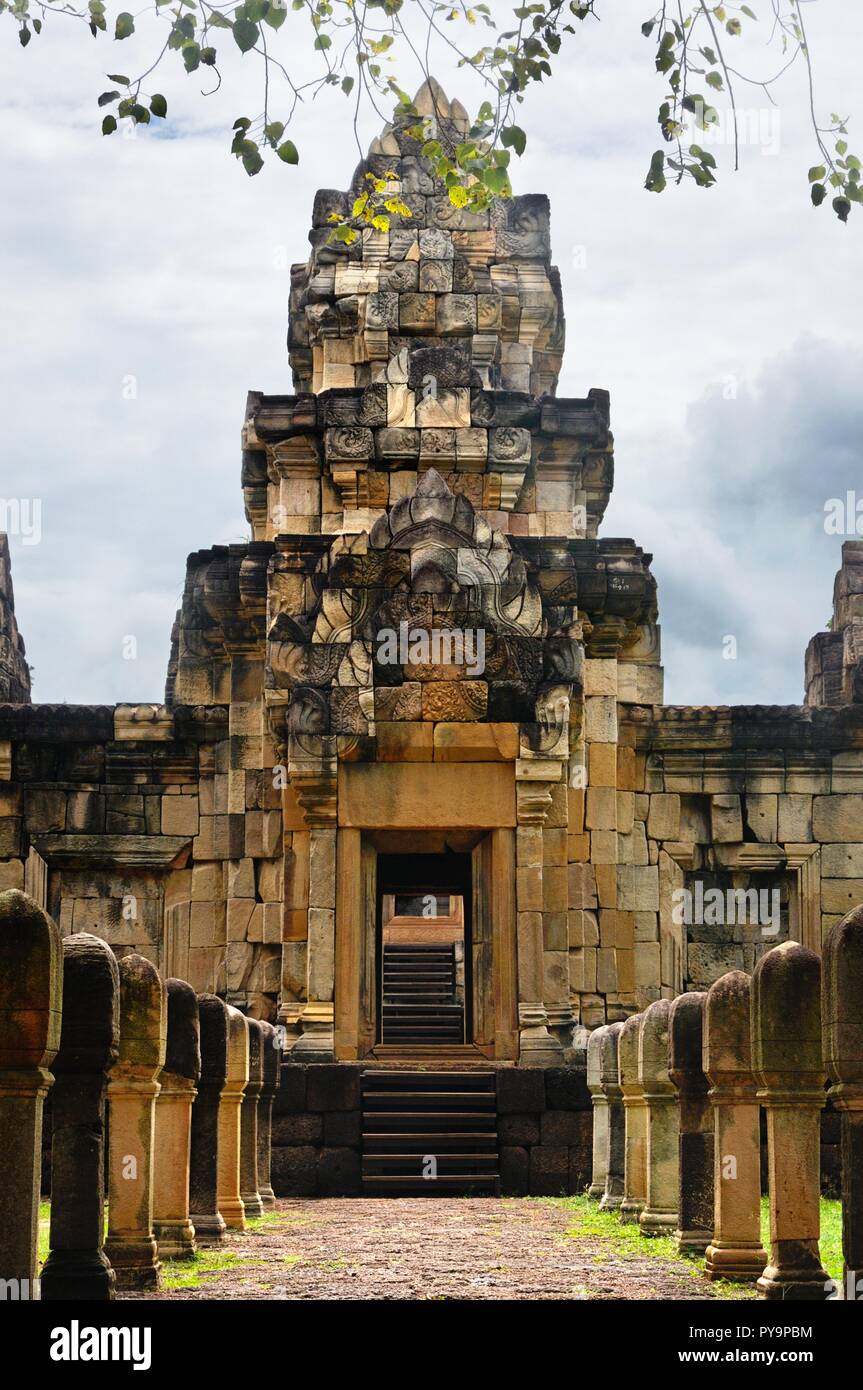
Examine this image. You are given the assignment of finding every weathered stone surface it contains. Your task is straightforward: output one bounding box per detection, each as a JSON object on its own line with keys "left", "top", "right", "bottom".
{"left": 105, "top": 953, "right": 167, "bottom": 1291}
{"left": 41, "top": 932, "right": 118, "bottom": 1300}
{"left": 189, "top": 994, "right": 229, "bottom": 1244}
{"left": 822, "top": 904, "right": 863, "bottom": 1297}
{"left": 217, "top": 1006, "right": 249, "bottom": 1230}
{"left": 0, "top": 890, "right": 62, "bottom": 1291}
{"left": 668, "top": 991, "right": 713, "bottom": 1254}
{"left": 752, "top": 942, "right": 830, "bottom": 1300}
{"left": 638, "top": 998, "right": 679, "bottom": 1236}
{"left": 153, "top": 979, "right": 200, "bottom": 1260}
{"left": 703, "top": 970, "right": 767, "bottom": 1283}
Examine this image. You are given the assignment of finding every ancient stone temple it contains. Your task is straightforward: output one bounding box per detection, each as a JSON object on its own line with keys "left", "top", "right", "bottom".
{"left": 2, "top": 80, "right": 863, "bottom": 1196}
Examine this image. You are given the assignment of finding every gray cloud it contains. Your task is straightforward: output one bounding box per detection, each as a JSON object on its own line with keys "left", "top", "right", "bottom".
{"left": 1, "top": 6, "right": 862, "bottom": 704}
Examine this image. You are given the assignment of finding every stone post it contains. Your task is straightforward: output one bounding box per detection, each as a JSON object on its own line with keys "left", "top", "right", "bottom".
{"left": 0, "top": 890, "right": 62, "bottom": 1296}
{"left": 240, "top": 1017, "right": 264, "bottom": 1220}
{"left": 515, "top": 802, "right": 564, "bottom": 1066}
{"left": 599, "top": 1021, "right": 625, "bottom": 1210}
{"left": 257, "top": 1020, "right": 279, "bottom": 1209}
{"left": 41, "top": 934, "right": 118, "bottom": 1301}
{"left": 105, "top": 954, "right": 166, "bottom": 1290}
{"left": 752, "top": 941, "right": 830, "bottom": 1300}
{"left": 638, "top": 998, "right": 679, "bottom": 1236}
{"left": 153, "top": 979, "right": 200, "bottom": 1260}
{"left": 618, "top": 1011, "right": 647, "bottom": 1223}
{"left": 189, "top": 994, "right": 229, "bottom": 1245}
{"left": 703, "top": 970, "right": 767, "bottom": 1282}
{"left": 823, "top": 904, "right": 863, "bottom": 1302}
{"left": 218, "top": 1005, "right": 249, "bottom": 1230}
{"left": 669, "top": 991, "right": 713, "bottom": 1254}
{"left": 586, "top": 1024, "right": 609, "bottom": 1198}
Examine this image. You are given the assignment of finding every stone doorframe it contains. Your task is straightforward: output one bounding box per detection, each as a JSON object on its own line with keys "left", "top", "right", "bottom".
{"left": 333, "top": 825, "right": 518, "bottom": 1061}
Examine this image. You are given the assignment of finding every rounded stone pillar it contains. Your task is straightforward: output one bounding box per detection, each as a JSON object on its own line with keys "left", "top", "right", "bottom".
{"left": 669, "top": 991, "right": 713, "bottom": 1255}
{"left": 823, "top": 904, "right": 863, "bottom": 1301}
{"left": 599, "top": 1021, "right": 625, "bottom": 1211}
{"left": 586, "top": 1024, "right": 609, "bottom": 1198}
{"left": 752, "top": 941, "right": 830, "bottom": 1300}
{"left": 257, "top": 1020, "right": 279, "bottom": 1209}
{"left": 218, "top": 1005, "right": 249, "bottom": 1230}
{"left": 638, "top": 998, "right": 679, "bottom": 1236}
{"left": 0, "top": 890, "right": 62, "bottom": 1295}
{"left": 703, "top": 970, "right": 767, "bottom": 1281}
{"left": 618, "top": 1012, "right": 647, "bottom": 1223}
{"left": 153, "top": 980, "right": 200, "bottom": 1260}
{"left": 41, "top": 934, "right": 119, "bottom": 1301}
{"left": 189, "top": 994, "right": 229, "bottom": 1245}
{"left": 240, "top": 1018, "right": 265, "bottom": 1220}
{"left": 105, "top": 953, "right": 167, "bottom": 1291}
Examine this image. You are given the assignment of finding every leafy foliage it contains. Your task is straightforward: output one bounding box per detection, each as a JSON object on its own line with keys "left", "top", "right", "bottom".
{"left": 2, "top": 0, "right": 858, "bottom": 230}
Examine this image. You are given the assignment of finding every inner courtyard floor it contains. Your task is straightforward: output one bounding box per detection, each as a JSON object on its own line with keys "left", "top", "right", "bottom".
{"left": 123, "top": 1197, "right": 740, "bottom": 1301}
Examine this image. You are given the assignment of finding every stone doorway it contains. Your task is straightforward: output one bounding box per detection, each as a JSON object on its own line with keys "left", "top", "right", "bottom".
{"left": 376, "top": 852, "right": 471, "bottom": 1048}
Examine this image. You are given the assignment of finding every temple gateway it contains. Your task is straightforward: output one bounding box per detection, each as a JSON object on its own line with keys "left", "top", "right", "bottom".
{"left": 2, "top": 81, "right": 862, "bottom": 1196}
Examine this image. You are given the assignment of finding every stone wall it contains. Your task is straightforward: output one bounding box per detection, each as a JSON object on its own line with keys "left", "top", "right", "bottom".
{"left": 270, "top": 1063, "right": 592, "bottom": 1198}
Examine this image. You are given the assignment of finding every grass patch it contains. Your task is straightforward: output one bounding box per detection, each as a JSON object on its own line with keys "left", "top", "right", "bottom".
{"left": 160, "top": 1250, "right": 245, "bottom": 1291}
{"left": 541, "top": 1193, "right": 843, "bottom": 1300}
{"left": 244, "top": 1211, "right": 288, "bottom": 1234}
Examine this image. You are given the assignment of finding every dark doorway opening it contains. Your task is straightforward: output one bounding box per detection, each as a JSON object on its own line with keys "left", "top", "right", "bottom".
{"left": 375, "top": 851, "right": 472, "bottom": 1047}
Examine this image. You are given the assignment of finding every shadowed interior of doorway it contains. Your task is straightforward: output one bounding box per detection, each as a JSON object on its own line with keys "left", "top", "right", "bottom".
{"left": 376, "top": 852, "right": 471, "bottom": 1048}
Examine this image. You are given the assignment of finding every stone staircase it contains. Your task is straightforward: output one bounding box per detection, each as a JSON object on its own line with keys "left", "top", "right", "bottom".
{"left": 381, "top": 941, "right": 464, "bottom": 1046}
{"left": 361, "top": 1069, "right": 499, "bottom": 1195}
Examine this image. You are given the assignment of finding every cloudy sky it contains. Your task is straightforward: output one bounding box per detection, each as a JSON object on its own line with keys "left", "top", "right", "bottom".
{"left": 1, "top": 1, "right": 861, "bottom": 707}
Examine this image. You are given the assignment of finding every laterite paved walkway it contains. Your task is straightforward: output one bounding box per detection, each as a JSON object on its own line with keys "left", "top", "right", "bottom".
{"left": 136, "top": 1198, "right": 723, "bottom": 1301}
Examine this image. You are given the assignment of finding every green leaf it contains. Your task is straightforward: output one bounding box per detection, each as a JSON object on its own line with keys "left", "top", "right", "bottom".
{"left": 150, "top": 93, "right": 168, "bottom": 118}
{"left": 102, "top": 114, "right": 117, "bottom": 135}
{"left": 645, "top": 149, "right": 666, "bottom": 194}
{"left": 836, "top": 139, "right": 848, "bottom": 156}
{"left": 501, "top": 124, "right": 526, "bottom": 156}
{"left": 114, "top": 11, "right": 135, "bottom": 39}
{"left": 277, "top": 140, "right": 299, "bottom": 164}
{"left": 182, "top": 42, "right": 201, "bottom": 72}
{"left": 200, "top": 46, "right": 217, "bottom": 64}
{"left": 19, "top": 23, "right": 31, "bottom": 46}
{"left": 448, "top": 185, "right": 470, "bottom": 208}
{"left": 98, "top": 91, "right": 121, "bottom": 107}
{"left": 482, "top": 165, "right": 510, "bottom": 195}
{"left": 265, "top": 120, "right": 285, "bottom": 143}
{"left": 264, "top": 3, "right": 287, "bottom": 29}
{"left": 833, "top": 196, "right": 852, "bottom": 223}
{"left": 107, "top": 74, "right": 131, "bottom": 85}
{"left": 808, "top": 165, "right": 827, "bottom": 183}
{"left": 341, "top": 76, "right": 355, "bottom": 96}
{"left": 314, "top": 33, "right": 332, "bottom": 50}
{"left": 706, "top": 71, "right": 723, "bottom": 91}
{"left": 233, "top": 17, "right": 260, "bottom": 52}
{"left": 242, "top": 146, "right": 264, "bottom": 177}
{"left": 810, "top": 182, "right": 827, "bottom": 207}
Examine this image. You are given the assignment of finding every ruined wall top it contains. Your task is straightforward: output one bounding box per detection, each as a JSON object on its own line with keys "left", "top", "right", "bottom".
{"left": 288, "top": 78, "right": 565, "bottom": 399}
{"left": 0, "top": 534, "right": 31, "bottom": 704}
